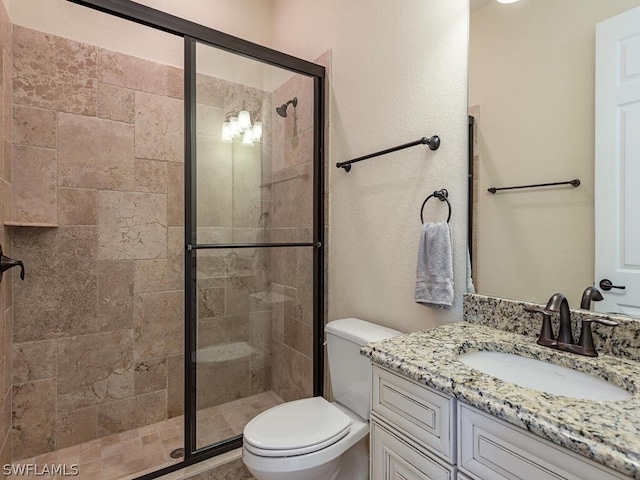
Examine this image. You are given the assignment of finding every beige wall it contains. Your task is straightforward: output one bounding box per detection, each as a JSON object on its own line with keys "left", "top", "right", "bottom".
{"left": 130, "top": 0, "right": 274, "bottom": 46}
{"left": 271, "top": 0, "right": 470, "bottom": 332}
{"left": 470, "top": 0, "right": 640, "bottom": 307}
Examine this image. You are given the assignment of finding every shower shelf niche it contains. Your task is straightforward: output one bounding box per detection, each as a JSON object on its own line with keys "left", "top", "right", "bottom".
{"left": 250, "top": 290, "right": 294, "bottom": 305}
{"left": 197, "top": 342, "right": 254, "bottom": 364}
{"left": 4, "top": 220, "right": 60, "bottom": 228}
{"left": 4, "top": 221, "right": 59, "bottom": 228}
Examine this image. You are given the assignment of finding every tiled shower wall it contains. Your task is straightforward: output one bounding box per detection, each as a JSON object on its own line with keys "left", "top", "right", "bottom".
{"left": 268, "top": 65, "right": 322, "bottom": 403}
{"left": 10, "top": 25, "right": 186, "bottom": 461}
{"left": 0, "top": 0, "right": 12, "bottom": 469}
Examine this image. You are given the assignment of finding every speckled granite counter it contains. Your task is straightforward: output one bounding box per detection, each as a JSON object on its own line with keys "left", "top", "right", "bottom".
{"left": 361, "top": 321, "right": 640, "bottom": 478}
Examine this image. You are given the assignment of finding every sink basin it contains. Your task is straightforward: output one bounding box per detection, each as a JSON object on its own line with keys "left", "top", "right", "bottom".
{"left": 458, "top": 351, "right": 632, "bottom": 401}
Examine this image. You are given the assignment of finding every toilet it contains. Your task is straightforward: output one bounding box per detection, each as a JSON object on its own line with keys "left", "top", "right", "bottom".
{"left": 242, "top": 318, "right": 402, "bottom": 480}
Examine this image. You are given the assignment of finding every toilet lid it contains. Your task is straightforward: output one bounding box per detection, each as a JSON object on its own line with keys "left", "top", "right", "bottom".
{"left": 243, "top": 397, "right": 353, "bottom": 456}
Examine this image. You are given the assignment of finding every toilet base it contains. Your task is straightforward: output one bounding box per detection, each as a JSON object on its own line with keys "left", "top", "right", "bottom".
{"left": 244, "top": 454, "right": 340, "bottom": 480}
{"left": 335, "top": 435, "right": 368, "bottom": 480}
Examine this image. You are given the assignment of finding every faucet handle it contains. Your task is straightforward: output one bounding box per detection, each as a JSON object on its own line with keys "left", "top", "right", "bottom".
{"left": 577, "top": 318, "right": 618, "bottom": 357}
{"left": 584, "top": 318, "right": 618, "bottom": 327}
{"left": 524, "top": 306, "right": 555, "bottom": 344}
{"left": 523, "top": 306, "right": 550, "bottom": 316}
{"left": 0, "top": 243, "right": 25, "bottom": 282}
{"left": 580, "top": 286, "right": 603, "bottom": 310}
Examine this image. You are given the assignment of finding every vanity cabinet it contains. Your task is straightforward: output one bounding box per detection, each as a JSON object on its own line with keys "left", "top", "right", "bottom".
{"left": 370, "top": 365, "right": 457, "bottom": 479}
{"left": 370, "top": 364, "right": 631, "bottom": 480}
{"left": 458, "top": 403, "right": 629, "bottom": 480}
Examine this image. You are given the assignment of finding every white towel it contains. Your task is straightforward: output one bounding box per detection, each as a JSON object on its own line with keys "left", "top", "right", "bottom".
{"left": 415, "top": 221, "right": 454, "bottom": 308}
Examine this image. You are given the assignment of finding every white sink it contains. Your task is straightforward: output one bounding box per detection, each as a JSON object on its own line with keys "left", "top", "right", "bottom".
{"left": 458, "top": 351, "right": 632, "bottom": 401}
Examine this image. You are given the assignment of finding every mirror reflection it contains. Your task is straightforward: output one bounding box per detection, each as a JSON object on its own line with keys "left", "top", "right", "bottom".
{"left": 469, "top": 0, "right": 640, "bottom": 315}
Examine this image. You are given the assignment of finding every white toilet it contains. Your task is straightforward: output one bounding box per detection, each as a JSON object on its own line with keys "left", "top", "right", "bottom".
{"left": 242, "top": 318, "right": 401, "bottom": 480}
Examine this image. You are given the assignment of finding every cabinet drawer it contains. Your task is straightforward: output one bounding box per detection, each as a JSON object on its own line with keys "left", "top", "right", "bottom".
{"left": 371, "top": 419, "right": 456, "bottom": 480}
{"left": 458, "top": 403, "right": 628, "bottom": 480}
{"left": 372, "top": 365, "right": 456, "bottom": 462}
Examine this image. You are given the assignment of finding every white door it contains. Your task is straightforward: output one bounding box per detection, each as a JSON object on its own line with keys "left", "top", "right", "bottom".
{"left": 595, "top": 6, "right": 640, "bottom": 316}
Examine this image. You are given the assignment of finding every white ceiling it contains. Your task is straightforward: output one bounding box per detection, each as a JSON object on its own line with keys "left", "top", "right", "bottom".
{"left": 470, "top": 0, "right": 493, "bottom": 12}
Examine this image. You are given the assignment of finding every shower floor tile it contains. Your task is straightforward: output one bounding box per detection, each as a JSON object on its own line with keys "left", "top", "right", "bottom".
{"left": 9, "top": 390, "right": 283, "bottom": 480}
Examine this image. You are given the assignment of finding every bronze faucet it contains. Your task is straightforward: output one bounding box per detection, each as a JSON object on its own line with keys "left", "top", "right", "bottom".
{"left": 544, "top": 293, "right": 574, "bottom": 344}
{"left": 524, "top": 292, "right": 617, "bottom": 357}
{"left": 580, "top": 286, "right": 604, "bottom": 310}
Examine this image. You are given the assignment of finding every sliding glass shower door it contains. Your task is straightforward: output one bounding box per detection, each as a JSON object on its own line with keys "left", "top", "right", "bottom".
{"left": 185, "top": 39, "right": 325, "bottom": 455}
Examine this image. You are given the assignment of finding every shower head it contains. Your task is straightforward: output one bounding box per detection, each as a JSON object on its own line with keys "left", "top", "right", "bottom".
{"left": 276, "top": 97, "right": 298, "bottom": 117}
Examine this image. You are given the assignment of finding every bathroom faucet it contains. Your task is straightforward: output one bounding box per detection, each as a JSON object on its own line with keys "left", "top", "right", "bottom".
{"left": 580, "top": 286, "right": 603, "bottom": 310}
{"left": 543, "top": 293, "right": 574, "bottom": 344}
{"left": 524, "top": 292, "right": 618, "bottom": 357}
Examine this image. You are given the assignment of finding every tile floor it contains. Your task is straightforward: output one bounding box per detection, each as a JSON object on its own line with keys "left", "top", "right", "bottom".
{"left": 9, "top": 391, "right": 283, "bottom": 480}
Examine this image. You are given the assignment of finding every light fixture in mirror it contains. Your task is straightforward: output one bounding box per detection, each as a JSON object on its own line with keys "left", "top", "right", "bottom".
{"left": 237, "top": 110, "right": 251, "bottom": 130}
{"left": 221, "top": 109, "right": 262, "bottom": 144}
{"left": 496, "top": 0, "right": 520, "bottom": 4}
{"left": 468, "top": 0, "right": 640, "bottom": 314}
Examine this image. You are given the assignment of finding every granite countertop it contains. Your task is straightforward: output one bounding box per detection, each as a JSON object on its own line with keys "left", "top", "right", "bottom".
{"left": 361, "top": 321, "right": 640, "bottom": 479}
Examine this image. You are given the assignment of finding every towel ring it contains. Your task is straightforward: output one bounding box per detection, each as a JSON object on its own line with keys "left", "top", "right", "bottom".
{"left": 420, "top": 189, "right": 451, "bottom": 223}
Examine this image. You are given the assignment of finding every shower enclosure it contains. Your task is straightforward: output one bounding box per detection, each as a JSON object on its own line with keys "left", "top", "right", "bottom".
{"left": 6, "top": 1, "right": 326, "bottom": 479}
{"left": 185, "top": 36, "right": 326, "bottom": 458}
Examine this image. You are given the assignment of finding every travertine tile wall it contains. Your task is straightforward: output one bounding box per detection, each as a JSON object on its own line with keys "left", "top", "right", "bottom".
{"left": 10, "top": 25, "right": 186, "bottom": 461}
{"left": 268, "top": 70, "right": 317, "bottom": 402}
{"left": 0, "top": 0, "right": 12, "bottom": 471}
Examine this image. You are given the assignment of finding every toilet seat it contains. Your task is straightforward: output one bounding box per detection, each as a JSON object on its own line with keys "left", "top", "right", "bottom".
{"left": 244, "top": 397, "right": 353, "bottom": 457}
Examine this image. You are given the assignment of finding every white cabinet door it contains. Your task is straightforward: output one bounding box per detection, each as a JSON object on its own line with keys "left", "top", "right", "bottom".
{"left": 372, "top": 365, "right": 456, "bottom": 463}
{"left": 458, "top": 403, "right": 629, "bottom": 480}
{"left": 371, "top": 419, "right": 456, "bottom": 480}
{"left": 595, "top": 6, "right": 640, "bottom": 316}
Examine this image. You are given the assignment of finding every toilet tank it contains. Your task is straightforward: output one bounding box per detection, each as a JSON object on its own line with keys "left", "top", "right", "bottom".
{"left": 325, "top": 318, "right": 402, "bottom": 420}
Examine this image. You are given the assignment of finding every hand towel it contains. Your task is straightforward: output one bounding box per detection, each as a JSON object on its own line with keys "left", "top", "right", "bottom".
{"left": 415, "top": 221, "right": 454, "bottom": 308}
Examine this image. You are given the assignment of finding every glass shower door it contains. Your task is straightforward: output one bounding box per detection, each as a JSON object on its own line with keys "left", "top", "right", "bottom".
{"left": 187, "top": 39, "right": 322, "bottom": 453}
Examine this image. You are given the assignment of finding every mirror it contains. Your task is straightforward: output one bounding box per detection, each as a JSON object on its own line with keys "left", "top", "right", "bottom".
{"left": 468, "top": 0, "right": 640, "bottom": 314}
